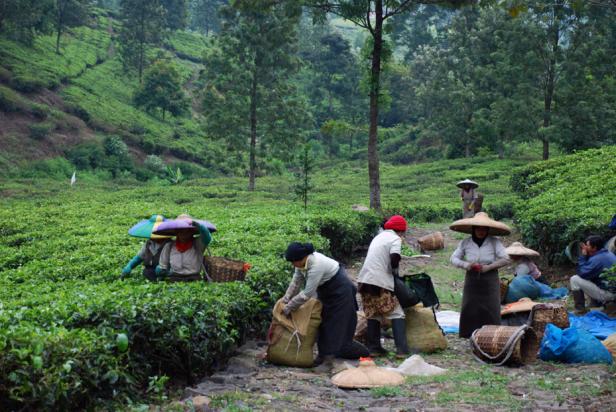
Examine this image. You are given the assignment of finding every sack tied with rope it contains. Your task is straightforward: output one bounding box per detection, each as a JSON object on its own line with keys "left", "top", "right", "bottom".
{"left": 266, "top": 298, "right": 322, "bottom": 367}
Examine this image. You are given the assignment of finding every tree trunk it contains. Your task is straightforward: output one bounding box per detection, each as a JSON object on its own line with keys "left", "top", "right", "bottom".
{"left": 56, "top": 25, "right": 62, "bottom": 54}
{"left": 542, "top": 7, "right": 559, "bottom": 161}
{"left": 248, "top": 68, "right": 257, "bottom": 191}
{"left": 368, "top": 0, "right": 383, "bottom": 211}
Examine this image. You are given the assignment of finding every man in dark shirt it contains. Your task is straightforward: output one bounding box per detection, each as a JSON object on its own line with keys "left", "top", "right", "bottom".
{"left": 570, "top": 235, "right": 616, "bottom": 312}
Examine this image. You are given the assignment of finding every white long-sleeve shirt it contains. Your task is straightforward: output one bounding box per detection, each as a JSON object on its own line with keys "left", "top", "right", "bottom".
{"left": 450, "top": 236, "right": 509, "bottom": 272}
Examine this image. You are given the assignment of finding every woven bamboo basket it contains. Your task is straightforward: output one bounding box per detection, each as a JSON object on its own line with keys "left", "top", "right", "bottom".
{"left": 529, "top": 303, "right": 569, "bottom": 344}
{"left": 204, "top": 256, "right": 248, "bottom": 282}
{"left": 470, "top": 325, "right": 538, "bottom": 366}
{"left": 418, "top": 232, "right": 444, "bottom": 251}
{"left": 499, "top": 277, "right": 511, "bottom": 304}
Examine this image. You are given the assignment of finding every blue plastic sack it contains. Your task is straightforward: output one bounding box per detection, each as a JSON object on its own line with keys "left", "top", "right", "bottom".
{"left": 505, "top": 275, "right": 542, "bottom": 303}
{"left": 568, "top": 310, "right": 616, "bottom": 340}
{"left": 539, "top": 324, "right": 613, "bottom": 364}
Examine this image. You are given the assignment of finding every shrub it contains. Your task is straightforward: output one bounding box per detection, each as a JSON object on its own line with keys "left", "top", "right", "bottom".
{"left": 29, "top": 103, "right": 50, "bottom": 119}
{"left": 19, "top": 157, "right": 73, "bottom": 178}
{"left": 29, "top": 122, "right": 54, "bottom": 140}
{"left": 65, "top": 102, "right": 91, "bottom": 122}
{"left": 513, "top": 146, "right": 616, "bottom": 263}
{"left": 0, "top": 85, "right": 27, "bottom": 112}
{"left": 11, "top": 75, "right": 47, "bottom": 93}
{"left": 0, "top": 66, "right": 12, "bottom": 83}
{"left": 66, "top": 142, "right": 105, "bottom": 170}
{"left": 144, "top": 154, "right": 166, "bottom": 177}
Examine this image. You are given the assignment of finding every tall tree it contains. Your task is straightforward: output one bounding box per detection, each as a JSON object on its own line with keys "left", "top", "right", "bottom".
{"left": 53, "top": 0, "right": 91, "bottom": 54}
{"left": 189, "top": 0, "right": 227, "bottom": 34}
{"left": 134, "top": 60, "right": 189, "bottom": 120}
{"left": 161, "top": 0, "right": 187, "bottom": 30}
{"left": 309, "top": 0, "right": 469, "bottom": 210}
{"left": 0, "top": 0, "right": 53, "bottom": 44}
{"left": 118, "top": 0, "right": 167, "bottom": 82}
{"left": 524, "top": 0, "right": 578, "bottom": 159}
{"left": 202, "top": 0, "right": 308, "bottom": 190}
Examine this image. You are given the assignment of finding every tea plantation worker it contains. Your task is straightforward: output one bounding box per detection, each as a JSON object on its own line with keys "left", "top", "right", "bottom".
{"left": 457, "top": 179, "right": 479, "bottom": 218}
{"left": 153, "top": 214, "right": 213, "bottom": 282}
{"left": 282, "top": 242, "right": 369, "bottom": 366}
{"left": 570, "top": 235, "right": 616, "bottom": 312}
{"left": 122, "top": 214, "right": 172, "bottom": 281}
{"left": 505, "top": 242, "right": 548, "bottom": 285}
{"left": 450, "top": 212, "right": 511, "bottom": 338}
{"left": 357, "top": 215, "right": 410, "bottom": 357}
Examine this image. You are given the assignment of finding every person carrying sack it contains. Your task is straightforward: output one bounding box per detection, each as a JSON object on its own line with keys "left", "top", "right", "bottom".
{"left": 282, "top": 242, "right": 368, "bottom": 369}
{"left": 358, "top": 215, "right": 410, "bottom": 358}
{"left": 449, "top": 212, "right": 511, "bottom": 338}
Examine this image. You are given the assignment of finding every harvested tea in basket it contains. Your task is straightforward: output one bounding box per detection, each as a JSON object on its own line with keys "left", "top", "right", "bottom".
{"left": 204, "top": 255, "right": 251, "bottom": 282}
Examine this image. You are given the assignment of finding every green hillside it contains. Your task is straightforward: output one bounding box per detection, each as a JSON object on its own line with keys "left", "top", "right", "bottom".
{"left": 0, "top": 10, "right": 233, "bottom": 178}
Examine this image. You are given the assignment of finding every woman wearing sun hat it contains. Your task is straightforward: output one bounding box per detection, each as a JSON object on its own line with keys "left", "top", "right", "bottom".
{"left": 121, "top": 214, "right": 172, "bottom": 281}
{"left": 282, "top": 242, "right": 369, "bottom": 366}
{"left": 505, "top": 242, "right": 547, "bottom": 284}
{"left": 450, "top": 212, "right": 511, "bottom": 338}
{"left": 456, "top": 179, "right": 480, "bottom": 218}
{"left": 153, "top": 214, "right": 215, "bottom": 282}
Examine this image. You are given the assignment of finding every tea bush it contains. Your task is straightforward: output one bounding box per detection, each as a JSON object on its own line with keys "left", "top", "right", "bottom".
{"left": 512, "top": 146, "right": 616, "bottom": 263}
{"left": 0, "top": 181, "right": 379, "bottom": 409}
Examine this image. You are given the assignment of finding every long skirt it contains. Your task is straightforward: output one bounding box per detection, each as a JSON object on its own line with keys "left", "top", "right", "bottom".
{"left": 459, "top": 269, "right": 500, "bottom": 338}
{"left": 317, "top": 267, "right": 361, "bottom": 357}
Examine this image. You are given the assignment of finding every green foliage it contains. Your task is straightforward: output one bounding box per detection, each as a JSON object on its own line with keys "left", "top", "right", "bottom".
{"left": 134, "top": 60, "right": 189, "bottom": 119}
{"left": 512, "top": 146, "right": 616, "bottom": 263}
{"left": 0, "top": 180, "right": 382, "bottom": 409}
{"left": 118, "top": 0, "right": 167, "bottom": 81}
{"left": 165, "top": 165, "right": 184, "bottom": 184}
{"left": 144, "top": 154, "right": 166, "bottom": 177}
{"left": 28, "top": 121, "right": 54, "bottom": 139}
{"left": 0, "top": 84, "right": 29, "bottom": 112}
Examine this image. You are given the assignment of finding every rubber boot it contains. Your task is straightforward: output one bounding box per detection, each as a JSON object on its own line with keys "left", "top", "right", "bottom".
{"left": 312, "top": 355, "right": 335, "bottom": 373}
{"left": 366, "top": 319, "right": 387, "bottom": 357}
{"left": 391, "top": 318, "right": 410, "bottom": 358}
{"left": 572, "top": 290, "right": 587, "bottom": 314}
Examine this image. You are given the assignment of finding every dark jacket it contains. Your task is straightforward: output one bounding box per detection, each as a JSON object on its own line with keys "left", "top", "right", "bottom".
{"left": 577, "top": 248, "right": 616, "bottom": 287}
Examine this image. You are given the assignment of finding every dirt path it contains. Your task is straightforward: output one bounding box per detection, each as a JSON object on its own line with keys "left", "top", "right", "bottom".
{"left": 173, "top": 223, "right": 614, "bottom": 411}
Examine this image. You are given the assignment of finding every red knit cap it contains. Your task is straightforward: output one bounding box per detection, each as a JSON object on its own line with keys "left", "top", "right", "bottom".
{"left": 384, "top": 215, "right": 407, "bottom": 232}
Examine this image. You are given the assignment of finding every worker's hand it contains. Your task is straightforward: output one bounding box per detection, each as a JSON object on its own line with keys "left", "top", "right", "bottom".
{"left": 580, "top": 242, "right": 589, "bottom": 256}
{"left": 470, "top": 263, "right": 483, "bottom": 272}
{"left": 121, "top": 266, "right": 131, "bottom": 277}
{"left": 282, "top": 306, "right": 292, "bottom": 317}
{"left": 282, "top": 295, "right": 290, "bottom": 304}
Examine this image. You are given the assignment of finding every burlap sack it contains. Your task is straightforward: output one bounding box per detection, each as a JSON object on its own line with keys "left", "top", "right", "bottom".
{"left": 266, "top": 298, "right": 322, "bottom": 367}
{"left": 405, "top": 304, "right": 447, "bottom": 353}
{"left": 602, "top": 333, "right": 616, "bottom": 363}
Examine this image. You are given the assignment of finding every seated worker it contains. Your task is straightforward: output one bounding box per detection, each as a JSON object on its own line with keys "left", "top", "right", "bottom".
{"left": 358, "top": 215, "right": 410, "bottom": 357}
{"left": 121, "top": 237, "right": 171, "bottom": 281}
{"left": 505, "top": 242, "right": 548, "bottom": 285}
{"left": 154, "top": 214, "right": 212, "bottom": 282}
{"left": 570, "top": 235, "right": 616, "bottom": 312}
{"left": 282, "top": 242, "right": 369, "bottom": 368}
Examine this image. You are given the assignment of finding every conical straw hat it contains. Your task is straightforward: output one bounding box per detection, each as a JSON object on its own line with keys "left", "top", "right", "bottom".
{"left": 501, "top": 298, "right": 541, "bottom": 316}
{"left": 331, "top": 358, "right": 405, "bottom": 389}
{"left": 505, "top": 242, "right": 539, "bottom": 257}
{"left": 456, "top": 179, "right": 479, "bottom": 189}
{"left": 449, "top": 212, "right": 511, "bottom": 236}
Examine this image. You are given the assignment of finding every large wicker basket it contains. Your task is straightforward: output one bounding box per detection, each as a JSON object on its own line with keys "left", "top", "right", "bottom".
{"left": 418, "top": 232, "right": 444, "bottom": 251}
{"left": 204, "top": 255, "right": 248, "bottom": 282}
{"left": 529, "top": 303, "right": 569, "bottom": 344}
{"left": 470, "top": 325, "right": 538, "bottom": 366}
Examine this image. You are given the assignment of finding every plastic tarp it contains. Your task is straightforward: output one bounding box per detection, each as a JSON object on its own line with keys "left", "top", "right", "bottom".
{"left": 536, "top": 281, "right": 568, "bottom": 300}
{"left": 436, "top": 310, "right": 460, "bottom": 334}
{"left": 539, "top": 324, "right": 613, "bottom": 364}
{"left": 568, "top": 310, "right": 616, "bottom": 340}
